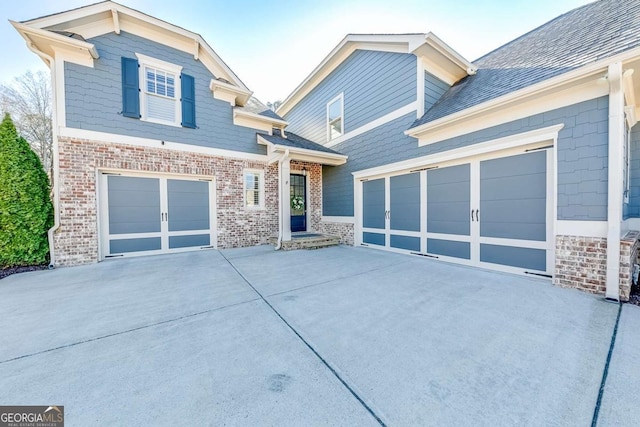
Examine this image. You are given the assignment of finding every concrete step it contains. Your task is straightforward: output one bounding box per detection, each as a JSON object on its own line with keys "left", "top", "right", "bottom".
{"left": 268, "top": 234, "right": 341, "bottom": 251}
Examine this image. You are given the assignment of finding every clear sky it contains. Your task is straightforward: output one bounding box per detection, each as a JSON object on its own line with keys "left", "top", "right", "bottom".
{"left": 2, "top": 0, "right": 593, "bottom": 104}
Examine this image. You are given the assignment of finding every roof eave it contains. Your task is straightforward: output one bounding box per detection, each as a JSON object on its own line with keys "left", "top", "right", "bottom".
{"left": 257, "top": 135, "right": 347, "bottom": 166}
{"left": 234, "top": 109, "right": 288, "bottom": 127}
{"left": 406, "top": 45, "right": 640, "bottom": 140}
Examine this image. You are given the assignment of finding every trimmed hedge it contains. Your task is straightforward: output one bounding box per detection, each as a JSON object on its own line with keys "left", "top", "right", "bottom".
{"left": 0, "top": 113, "right": 53, "bottom": 267}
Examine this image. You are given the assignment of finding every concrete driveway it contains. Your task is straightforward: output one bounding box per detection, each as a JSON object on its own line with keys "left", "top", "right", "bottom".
{"left": 0, "top": 245, "right": 636, "bottom": 426}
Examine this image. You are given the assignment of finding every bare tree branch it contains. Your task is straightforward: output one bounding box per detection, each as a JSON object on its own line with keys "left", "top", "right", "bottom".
{"left": 1, "top": 71, "right": 53, "bottom": 177}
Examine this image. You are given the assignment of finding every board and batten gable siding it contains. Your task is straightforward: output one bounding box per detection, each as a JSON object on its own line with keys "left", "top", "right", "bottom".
{"left": 424, "top": 70, "right": 449, "bottom": 112}
{"left": 64, "top": 31, "right": 266, "bottom": 155}
{"left": 283, "top": 50, "right": 417, "bottom": 143}
{"left": 625, "top": 126, "right": 640, "bottom": 218}
{"left": 323, "top": 96, "right": 609, "bottom": 220}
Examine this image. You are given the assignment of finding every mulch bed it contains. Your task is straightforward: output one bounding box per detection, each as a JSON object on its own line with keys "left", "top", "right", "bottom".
{"left": 629, "top": 283, "right": 640, "bottom": 307}
{"left": 0, "top": 264, "right": 49, "bottom": 280}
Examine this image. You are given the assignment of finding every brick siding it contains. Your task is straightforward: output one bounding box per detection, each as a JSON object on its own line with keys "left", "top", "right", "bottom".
{"left": 54, "top": 137, "right": 322, "bottom": 266}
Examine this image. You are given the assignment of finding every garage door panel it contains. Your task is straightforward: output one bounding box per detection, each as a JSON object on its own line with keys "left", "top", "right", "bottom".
{"left": 169, "top": 234, "right": 210, "bottom": 249}
{"left": 427, "top": 239, "right": 470, "bottom": 260}
{"left": 363, "top": 178, "right": 386, "bottom": 230}
{"left": 363, "top": 232, "right": 385, "bottom": 246}
{"left": 107, "top": 176, "right": 161, "bottom": 235}
{"left": 390, "top": 173, "right": 420, "bottom": 232}
{"left": 390, "top": 235, "right": 420, "bottom": 251}
{"left": 427, "top": 165, "right": 470, "bottom": 236}
{"left": 481, "top": 222, "right": 546, "bottom": 241}
{"left": 167, "top": 206, "right": 210, "bottom": 232}
{"left": 110, "top": 237, "right": 162, "bottom": 254}
{"left": 480, "top": 244, "right": 546, "bottom": 271}
{"left": 481, "top": 175, "right": 546, "bottom": 200}
{"left": 480, "top": 151, "right": 546, "bottom": 179}
{"left": 428, "top": 201, "right": 471, "bottom": 235}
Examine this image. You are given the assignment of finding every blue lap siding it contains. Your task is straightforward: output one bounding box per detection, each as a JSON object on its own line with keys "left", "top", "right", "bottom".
{"left": 323, "top": 96, "right": 609, "bottom": 221}
{"left": 64, "top": 31, "right": 265, "bottom": 155}
{"left": 283, "top": 50, "right": 417, "bottom": 144}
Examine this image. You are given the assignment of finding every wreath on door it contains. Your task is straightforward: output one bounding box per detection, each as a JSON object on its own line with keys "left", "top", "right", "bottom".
{"left": 291, "top": 195, "right": 305, "bottom": 211}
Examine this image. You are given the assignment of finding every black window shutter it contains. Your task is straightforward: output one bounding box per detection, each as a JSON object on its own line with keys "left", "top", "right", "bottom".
{"left": 121, "top": 57, "right": 140, "bottom": 118}
{"left": 181, "top": 73, "right": 196, "bottom": 128}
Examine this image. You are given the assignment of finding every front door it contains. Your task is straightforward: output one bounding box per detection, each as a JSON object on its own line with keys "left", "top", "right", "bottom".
{"left": 290, "top": 174, "right": 307, "bottom": 232}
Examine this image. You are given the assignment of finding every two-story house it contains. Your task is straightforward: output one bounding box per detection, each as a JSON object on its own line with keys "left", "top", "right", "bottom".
{"left": 11, "top": 0, "right": 640, "bottom": 302}
{"left": 11, "top": 1, "right": 346, "bottom": 266}
{"left": 277, "top": 1, "right": 640, "bottom": 302}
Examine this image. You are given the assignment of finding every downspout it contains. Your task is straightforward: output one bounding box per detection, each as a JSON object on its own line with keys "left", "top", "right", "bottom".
{"left": 26, "top": 42, "right": 59, "bottom": 269}
{"left": 275, "top": 149, "right": 290, "bottom": 250}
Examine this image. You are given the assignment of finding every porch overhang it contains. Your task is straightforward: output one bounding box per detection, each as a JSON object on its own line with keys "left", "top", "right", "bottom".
{"left": 257, "top": 134, "right": 347, "bottom": 166}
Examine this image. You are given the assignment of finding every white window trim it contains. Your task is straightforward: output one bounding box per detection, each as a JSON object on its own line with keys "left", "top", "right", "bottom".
{"left": 243, "top": 169, "right": 265, "bottom": 210}
{"left": 135, "top": 52, "right": 183, "bottom": 127}
{"left": 326, "top": 92, "right": 344, "bottom": 142}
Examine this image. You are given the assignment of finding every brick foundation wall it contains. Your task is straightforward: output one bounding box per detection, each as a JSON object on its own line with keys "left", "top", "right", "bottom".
{"left": 619, "top": 230, "right": 640, "bottom": 301}
{"left": 554, "top": 233, "right": 640, "bottom": 301}
{"left": 317, "top": 221, "right": 354, "bottom": 246}
{"left": 55, "top": 136, "right": 284, "bottom": 266}
{"left": 554, "top": 235, "right": 608, "bottom": 295}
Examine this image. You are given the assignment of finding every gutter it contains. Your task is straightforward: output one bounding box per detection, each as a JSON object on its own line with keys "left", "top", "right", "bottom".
{"left": 275, "top": 149, "right": 290, "bottom": 250}
{"left": 25, "top": 41, "right": 59, "bottom": 269}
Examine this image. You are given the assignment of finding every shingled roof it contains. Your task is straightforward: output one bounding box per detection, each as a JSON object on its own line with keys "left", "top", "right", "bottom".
{"left": 411, "top": 0, "right": 640, "bottom": 129}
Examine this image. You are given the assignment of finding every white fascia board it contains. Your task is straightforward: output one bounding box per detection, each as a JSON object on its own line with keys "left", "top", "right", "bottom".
{"left": 422, "top": 32, "right": 476, "bottom": 74}
{"left": 353, "top": 124, "right": 563, "bottom": 179}
{"left": 233, "top": 109, "right": 288, "bottom": 127}
{"left": 407, "top": 45, "right": 640, "bottom": 140}
{"left": 59, "top": 127, "right": 268, "bottom": 162}
{"left": 22, "top": 1, "right": 250, "bottom": 92}
{"left": 11, "top": 20, "right": 99, "bottom": 60}
{"left": 277, "top": 34, "right": 426, "bottom": 117}
{"left": 210, "top": 79, "right": 252, "bottom": 106}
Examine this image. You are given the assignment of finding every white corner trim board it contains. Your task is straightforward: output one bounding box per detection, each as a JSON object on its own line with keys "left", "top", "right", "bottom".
{"left": 321, "top": 216, "right": 355, "bottom": 224}
{"left": 326, "top": 102, "right": 418, "bottom": 148}
{"left": 58, "top": 127, "right": 268, "bottom": 162}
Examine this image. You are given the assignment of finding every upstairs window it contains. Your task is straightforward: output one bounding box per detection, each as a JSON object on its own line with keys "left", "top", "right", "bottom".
{"left": 244, "top": 169, "right": 264, "bottom": 209}
{"left": 144, "top": 66, "right": 177, "bottom": 124}
{"left": 327, "top": 93, "right": 344, "bottom": 141}
{"left": 122, "top": 55, "right": 197, "bottom": 128}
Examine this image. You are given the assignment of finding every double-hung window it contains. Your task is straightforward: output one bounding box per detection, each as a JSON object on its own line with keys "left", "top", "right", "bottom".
{"left": 244, "top": 170, "right": 264, "bottom": 209}
{"left": 327, "top": 93, "right": 344, "bottom": 141}
{"left": 136, "top": 54, "right": 183, "bottom": 126}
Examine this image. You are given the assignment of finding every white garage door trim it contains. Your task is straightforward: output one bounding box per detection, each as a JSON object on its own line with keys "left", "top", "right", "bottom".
{"left": 354, "top": 140, "right": 556, "bottom": 277}
{"left": 97, "top": 169, "right": 217, "bottom": 260}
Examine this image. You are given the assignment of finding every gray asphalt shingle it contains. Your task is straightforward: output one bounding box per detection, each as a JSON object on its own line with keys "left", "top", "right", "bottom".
{"left": 411, "top": 0, "right": 640, "bottom": 129}
{"left": 260, "top": 129, "right": 344, "bottom": 155}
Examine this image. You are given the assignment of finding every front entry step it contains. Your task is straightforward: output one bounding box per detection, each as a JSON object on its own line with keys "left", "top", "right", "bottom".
{"left": 268, "top": 233, "right": 340, "bottom": 251}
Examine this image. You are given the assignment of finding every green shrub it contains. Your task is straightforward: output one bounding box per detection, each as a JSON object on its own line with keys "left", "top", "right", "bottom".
{"left": 0, "top": 113, "right": 53, "bottom": 267}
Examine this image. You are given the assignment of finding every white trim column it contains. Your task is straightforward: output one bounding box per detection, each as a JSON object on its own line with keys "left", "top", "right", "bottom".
{"left": 606, "top": 62, "right": 625, "bottom": 301}
{"left": 281, "top": 158, "right": 292, "bottom": 241}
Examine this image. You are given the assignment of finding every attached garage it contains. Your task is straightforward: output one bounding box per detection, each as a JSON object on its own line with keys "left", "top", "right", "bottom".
{"left": 356, "top": 145, "right": 554, "bottom": 277}
{"left": 98, "top": 172, "right": 216, "bottom": 259}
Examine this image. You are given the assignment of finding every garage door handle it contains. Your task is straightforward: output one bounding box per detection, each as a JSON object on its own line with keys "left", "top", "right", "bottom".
{"left": 475, "top": 209, "right": 479, "bottom": 222}
{"left": 471, "top": 209, "right": 474, "bottom": 222}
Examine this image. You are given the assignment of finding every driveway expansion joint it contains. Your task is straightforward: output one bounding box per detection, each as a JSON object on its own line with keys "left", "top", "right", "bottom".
{"left": 590, "top": 300, "right": 623, "bottom": 427}
{"left": 0, "top": 297, "right": 260, "bottom": 365}
{"left": 219, "top": 250, "right": 388, "bottom": 427}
